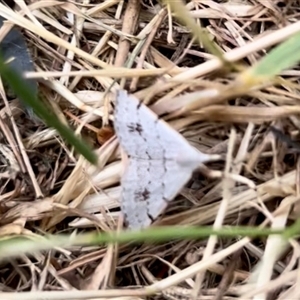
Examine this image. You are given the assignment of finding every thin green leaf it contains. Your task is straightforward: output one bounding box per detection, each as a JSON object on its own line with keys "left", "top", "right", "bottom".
{"left": 0, "top": 53, "right": 98, "bottom": 165}
{"left": 240, "top": 32, "right": 300, "bottom": 84}
{"left": 0, "top": 226, "right": 287, "bottom": 259}
{"left": 163, "top": 0, "right": 235, "bottom": 71}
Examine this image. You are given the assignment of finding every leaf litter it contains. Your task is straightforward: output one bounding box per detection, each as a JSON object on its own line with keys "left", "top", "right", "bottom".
{"left": 1, "top": 0, "right": 300, "bottom": 299}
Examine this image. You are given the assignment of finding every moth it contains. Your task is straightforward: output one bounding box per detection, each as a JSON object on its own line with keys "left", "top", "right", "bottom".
{"left": 114, "top": 90, "right": 220, "bottom": 229}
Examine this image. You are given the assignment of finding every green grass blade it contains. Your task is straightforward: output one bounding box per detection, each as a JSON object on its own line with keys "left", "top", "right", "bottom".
{"left": 240, "top": 32, "right": 300, "bottom": 84}
{"left": 0, "top": 53, "right": 98, "bottom": 165}
{"left": 163, "top": 0, "right": 235, "bottom": 70}
{"left": 0, "top": 226, "right": 286, "bottom": 259}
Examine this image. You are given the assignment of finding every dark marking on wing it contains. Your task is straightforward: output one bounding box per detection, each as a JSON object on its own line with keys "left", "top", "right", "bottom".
{"left": 145, "top": 151, "right": 151, "bottom": 159}
{"left": 147, "top": 213, "right": 155, "bottom": 222}
{"left": 135, "top": 188, "right": 150, "bottom": 202}
{"left": 127, "top": 122, "right": 143, "bottom": 135}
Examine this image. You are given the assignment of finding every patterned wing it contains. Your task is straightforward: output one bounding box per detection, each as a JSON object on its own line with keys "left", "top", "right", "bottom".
{"left": 114, "top": 90, "right": 216, "bottom": 229}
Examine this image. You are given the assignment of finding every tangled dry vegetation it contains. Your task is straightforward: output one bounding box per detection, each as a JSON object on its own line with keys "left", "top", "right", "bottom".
{"left": 1, "top": 0, "right": 300, "bottom": 299}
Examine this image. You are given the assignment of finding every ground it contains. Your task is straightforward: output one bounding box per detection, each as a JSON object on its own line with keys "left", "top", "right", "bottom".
{"left": 0, "top": 0, "right": 300, "bottom": 299}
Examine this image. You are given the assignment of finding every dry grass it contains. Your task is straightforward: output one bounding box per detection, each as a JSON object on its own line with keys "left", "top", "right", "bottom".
{"left": 1, "top": 0, "right": 300, "bottom": 299}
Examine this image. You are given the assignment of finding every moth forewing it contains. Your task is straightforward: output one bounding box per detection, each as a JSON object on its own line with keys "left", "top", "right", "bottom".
{"left": 119, "top": 146, "right": 129, "bottom": 178}
{"left": 121, "top": 158, "right": 171, "bottom": 229}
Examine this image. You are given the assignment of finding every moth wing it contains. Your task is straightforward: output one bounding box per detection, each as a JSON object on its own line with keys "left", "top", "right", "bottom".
{"left": 114, "top": 90, "right": 213, "bottom": 164}
{"left": 114, "top": 90, "right": 160, "bottom": 160}
{"left": 115, "top": 90, "right": 215, "bottom": 229}
{"left": 120, "top": 159, "right": 156, "bottom": 229}
{"left": 121, "top": 158, "right": 197, "bottom": 229}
